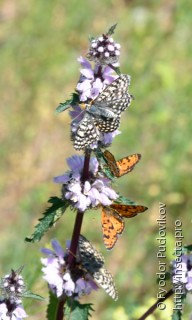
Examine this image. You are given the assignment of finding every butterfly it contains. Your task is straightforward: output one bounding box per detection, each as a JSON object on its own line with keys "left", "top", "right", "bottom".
{"left": 101, "top": 203, "right": 148, "bottom": 250}
{"left": 78, "top": 235, "right": 118, "bottom": 300}
{"left": 73, "top": 74, "right": 132, "bottom": 150}
{"left": 103, "top": 150, "right": 141, "bottom": 177}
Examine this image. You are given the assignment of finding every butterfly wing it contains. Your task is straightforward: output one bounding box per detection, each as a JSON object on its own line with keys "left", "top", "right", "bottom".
{"left": 78, "top": 235, "right": 104, "bottom": 272}
{"left": 74, "top": 75, "right": 132, "bottom": 149}
{"left": 78, "top": 235, "right": 118, "bottom": 300}
{"left": 97, "top": 116, "right": 121, "bottom": 133}
{"left": 94, "top": 268, "right": 118, "bottom": 301}
{"left": 102, "top": 206, "right": 125, "bottom": 250}
{"left": 103, "top": 150, "right": 141, "bottom": 177}
{"left": 110, "top": 203, "right": 148, "bottom": 218}
{"left": 73, "top": 114, "right": 100, "bottom": 150}
{"left": 116, "top": 153, "right": 141, "bottom": 177}
{"left": 95, "top": 75, "right": 131, "bottom": 110}
{"left": 103, "top": 150, "right": 120, "bottom": 177}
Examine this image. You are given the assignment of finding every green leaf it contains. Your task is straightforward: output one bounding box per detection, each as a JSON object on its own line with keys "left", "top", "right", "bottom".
{"left": 56, "top": 93, "right": 79, "bottom": 113}
{"left": 94, "top": 148, "right": 105, "bottom": 162}
{"left": 22, "top": 291, "right": 45, "bottom": 301}
{"left": 112, "top": 66, "right": 121, "bottom": 75}
{"left": 94, "top": 149, "right": 115, "bottom": 180}
{"left": 114, "top": 196, "right": 137, "bottom": 206}
{"left": 183, "top": 244, "right": 192, "bottom": 252}
{"left": 106, "top": 23, "right": 118, "bottom": 36}
{"left": 96, "top": 152, "right": 114, "bottom": 179}
{"left": 65, "top": 300, "right": 94, "bottom": 320}
{"left": 172, "top": 310, "right": 182, "bottom": 320}
{"left": 47, "top": 290, "right": 59, "bottom": 320}
{"left": 102, "top": 166, "right": 115, "bottom": 180}
{"left": 25, "top": 197, "right": 69, "bottom": 243}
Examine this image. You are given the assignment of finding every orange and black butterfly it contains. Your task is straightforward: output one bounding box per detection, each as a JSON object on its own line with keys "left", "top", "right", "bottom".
{"left": 103, "top": 150, "right": 141, "bottom": 178}
{"left": 101, "top": 203, "right": 148, "bottom": 250}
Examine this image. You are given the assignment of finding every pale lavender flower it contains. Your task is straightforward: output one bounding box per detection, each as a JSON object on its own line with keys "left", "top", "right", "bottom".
{"left": 54, "top": 155, "right": 118, "bottom": 211}
{"left": 41, "top": 239, "right": 70, "bottom": 297}
{"left": 75, "top": 277, "right": 98, "bottom": 297}
{"left": 41, "top": 239, "right": 98, "bottom": 299}
{"left": 99, "top": 130, "right": 121, "bottom": 148}
{"left": 87, "top": 34, "right": 121, "bottom": 66}
{"left": 0, "top": 302, "right": 28, "bottom": 320}
{"left": 0, "top": 268, "right": 26, "bottom": 304}
{"left": 186, "top": 270, "right": 192, "bottom": 291}
{"left": 76, "top": 57, "right": 117, "bottom": 102}
{"left": 70, "top": 56, "right": 120, "bottom": 150}
{"left": 171, "top": 254, "right": 192, "bottom": 293}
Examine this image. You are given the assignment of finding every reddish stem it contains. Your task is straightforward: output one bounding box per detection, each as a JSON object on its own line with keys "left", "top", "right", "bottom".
{"left": 67, "top": 148, "right": 91, "bottom": 268}
{"left": 55, "top": 297, "right": 66, "bottom": 320}
{"left": 138, "top": 289, "right": 173, "bottom": 320}
{"left": 56, "top": 149, "right": 91, "bottom": 320}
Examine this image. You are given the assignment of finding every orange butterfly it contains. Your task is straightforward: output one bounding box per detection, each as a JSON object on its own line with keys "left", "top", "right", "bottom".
{"left": 102, "top": 203, "right": 148, "bottom": 250}
{"left": 103, "top": 150, "right": 141, "bottom": 177}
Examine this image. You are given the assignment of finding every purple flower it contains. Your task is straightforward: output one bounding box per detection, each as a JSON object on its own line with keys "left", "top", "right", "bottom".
{"left": 54, "top": 155, "right": 118, "bottom": 211}
{"left": 75, "top": 277, "right": 98, "bottom": 297}
{"left": 87, "top": 34, "right": 121, "bottom": 66}
{"left": 171, "top": 254, "right": 192, "bottom": 293}
{"left": 41, "top": 239, "right": 69, "bottom": 297}
{"left": 69, "top": 57, "right": 121, "bottom": 150}
{"left": 99, "top": 130, "right": 121, "bottom": 148}
{"left": 76, "top": 57, "right": 117, "bottom": 102}
{"left": 41, "top": 239, "right": 98, "bottom": 299}
{"left": 0, "top": 303, "right": 28, "bottom": 319}
{"left": 0, "top": 269, "right": 26, "bottom": 305}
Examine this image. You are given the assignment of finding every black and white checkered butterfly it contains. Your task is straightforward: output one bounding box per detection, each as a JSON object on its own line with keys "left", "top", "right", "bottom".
{"left": 73, "top": 74, "right": 132, "bottom": 150}
{"left": 78, "top": 235, "right": 118, "bottom": 300}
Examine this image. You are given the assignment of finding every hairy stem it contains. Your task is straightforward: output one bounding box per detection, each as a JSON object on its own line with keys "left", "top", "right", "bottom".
{"left": 138, "top": 289, "right": 173, "bottom": 320}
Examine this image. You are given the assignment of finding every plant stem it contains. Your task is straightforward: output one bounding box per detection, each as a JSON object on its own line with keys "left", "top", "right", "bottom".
{"left": 138, "top": 289, "right": 174, "bottom": 320}
{"left": 56, "top": 297, "right": 66, "bottom": 320}
{"left": 67, "top": 148, "right": 91, "bottom": 268}
{"left": 56, "top": 149, "right": 91, "bottom": 320}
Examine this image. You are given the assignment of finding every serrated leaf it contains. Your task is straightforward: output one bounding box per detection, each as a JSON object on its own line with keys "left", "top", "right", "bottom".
{"left": 184, "top": 244, "right": 192, "bottom": 252}
{"left": 172, "top": 310, "right": 182, "bottom": 320}
{"left": 22, "top": 291, "right": 45, "bottom": 301}
{"left": 65, "top": 300, "right": 94, "bottom": 320}
{"left": 56, "top": 93, "right": 79, "bottom": 113}
{"left": 106, "top": 23, "right": 118, "bottom": 36}
{"left": 114, "top": 196, "right": 137, "bottom": 206}
{"left": 25, "top": 197, "right": 69, "bottom": 243}
{"left": 47, "top": 290, "right": 59, "bottom": 320}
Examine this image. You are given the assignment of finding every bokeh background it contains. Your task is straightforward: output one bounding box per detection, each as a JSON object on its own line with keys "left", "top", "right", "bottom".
{"left": 1, "top": 0, "right": 192, "bottom": 319}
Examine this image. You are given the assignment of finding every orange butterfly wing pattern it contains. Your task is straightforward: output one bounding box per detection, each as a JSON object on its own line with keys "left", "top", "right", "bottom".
{"left": 103, "top": 150, "right": 141, "bottom": 177}
{"left": 102, "top": 204, "right": 148, "bottom": 250}
{"left": 102, "top": 206, "right": 125, "bottom": 250}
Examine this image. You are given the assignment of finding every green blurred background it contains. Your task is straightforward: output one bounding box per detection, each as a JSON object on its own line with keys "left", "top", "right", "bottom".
{"left": 0, "top": 0, "right": 192, "bottom": 319}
